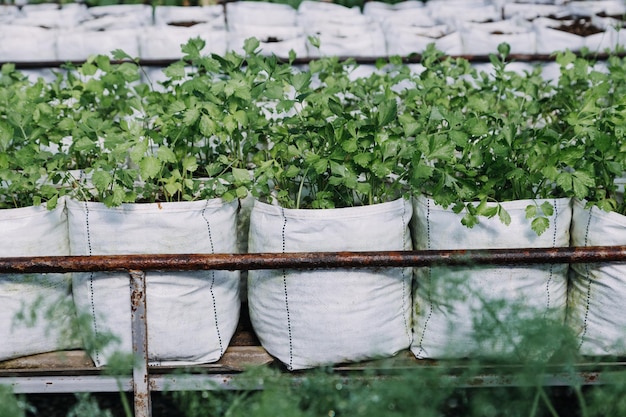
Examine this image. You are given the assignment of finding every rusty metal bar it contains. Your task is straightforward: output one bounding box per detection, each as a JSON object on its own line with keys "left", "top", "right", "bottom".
{"left": 145, "top": 369, "right": 622, "bottom": 390}
{"left": 5, "top": 51, "right": 625, "bottom": 69}
{"left": 3, "top": 375, "right": 133, "bottom": 394}
{"left": 0, "top": 246, "right": 624, "bottom": 274}
{"left": 130, "top": 270, "right": 152, "bottom": 417}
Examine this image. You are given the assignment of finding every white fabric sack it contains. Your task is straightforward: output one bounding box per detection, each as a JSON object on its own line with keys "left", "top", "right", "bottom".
{"left": 297, "top": 1, "right": 369, "bottom": 32}
{"left": 19, "top": 3, "right": 59, "bottom": 12}
{"left": 87, "top": 4, "right": 151, "bottom": 18}
{"left": 425, "top": 0, "right": 486, "bottom": 4}
{"left": 153, "top": 5, "right": 225, "bottom": 28}
{"left": 68, "top": 198, "right": 240, "bottom": 367}
{"left": 0, "top": 5, "right": 20, "bottom": 24}
{"left": 89, "top": 4, "right": 152, "bottom": 19}
{"left": 567, "top": 0, "right": 626, "bottom": 17}
{"left": 567, "top": 199, "right": 626, "bottom": 356}
{"left": 305, "top": 24, "right": 387, "bottom": 57}
{"left": 140, "top": 25, "right": 228, "bottom": 60}
{"left": 380, "top": 11, "right": 437, "bottom": 31}
{"left": 503, "top": 4, "right": 563, "bottom": 20}
{"left": 0, "top": 201, "right": 77, "bottom": 361}
{"left": 428, "top": 3, "right": 501, "bottom": 29}
{"left": 302, "top": 18, "right": 379, "bottom": 38}
{"left": 411, "top": 196, "right": 571, "bottom": 359}
{"left": 226, "top": 1, "right": 297, "bottom": 27}
{"left": 535, "top": 23, "right": 585, "bottom": 54}
{"left": 534, "top": 17, "right": 610, "bottom": 54}
{"left": 461, "top": 20, "right": 536, "bottom": 55}
{"left": 613, "top": 27, "right": 626, "bottom": 51}
{"left": 434, "top": 31, "right": 464, "bottom": 55}
{"left": 0, "top": 25, "right": 56, "bottom": 62}
{"left": 248, "top": 199, "right": 413, "bottom": 370}
{"left": 363, "top": 1, "right": 425, "bottom": 22}
{"left": 10, "top": 3, "right": 89, "bottom": 29}
{"left": 508, "top": 0, "right": 567, "bottom": 4}
{"left": 297, "top": 0, "right": 361, "bottom": 19}
{"left": 228, "top": 24, "right": 307, "bottom": 58}
{"left": 229, "top": 36, "right": 307, "bottom": 59}
{"left": 584, "top": 26, "right": 617, "bottom": 53}
{"left": 385, "top": 24, "right": 452, "bottom": 56}
{"left": 298, "top": 11, "right": 386, "bottom": 57}
{"left": 298, "top": 13, "right": 373, "bottom": 32}
{"left": 56, "top": 28, "right": 140, "bottom": 62}
{"left": 81, "top": 5, "right": 152, "bottom": 31}
{"left": 377, "top": 13, "right": 461, "bottom": 55}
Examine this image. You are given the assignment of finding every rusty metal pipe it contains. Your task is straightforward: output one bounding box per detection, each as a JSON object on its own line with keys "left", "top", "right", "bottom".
{"left": 7, "top": 52, "right": 626, "bottom": 70}
{"left": 0, "top": 246, "right": 624, "bottom": 274}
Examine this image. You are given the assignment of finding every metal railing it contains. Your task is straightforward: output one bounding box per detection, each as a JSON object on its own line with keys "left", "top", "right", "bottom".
{"left": 5, "top": 51, "right": 626, "bottom": 70}
{"left": 1, "top": 246, "right": 626, "bottom": 417}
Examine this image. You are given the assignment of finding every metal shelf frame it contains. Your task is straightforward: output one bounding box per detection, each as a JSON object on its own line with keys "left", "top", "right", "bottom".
{"left": 1, "top": 246, "right": 626, "bottom": 417}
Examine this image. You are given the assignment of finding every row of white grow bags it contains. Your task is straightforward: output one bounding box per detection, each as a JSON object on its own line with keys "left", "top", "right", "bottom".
{"left": 2, "top": 0, "right": 626, "bottom": 63}
{"left": 4, "top": 195, "right": 626, "bottom": 370}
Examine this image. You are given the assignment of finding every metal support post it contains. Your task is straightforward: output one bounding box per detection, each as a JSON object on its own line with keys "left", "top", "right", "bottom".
{"left": 130, "top": 270, "right": 152, "bottom": 417}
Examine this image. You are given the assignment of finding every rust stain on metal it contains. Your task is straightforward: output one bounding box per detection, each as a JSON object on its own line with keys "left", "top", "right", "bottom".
{"left": 131, "top": 288, "right": 144, "bottom": 313}
{"left": 133, "top": 390, "right": 150, "bottom": 417}
{"left": 582, "top": 372, "right": 599, "bottom": 384}
{"left": 0, "top": 246, "right": 625, "bottom": 274}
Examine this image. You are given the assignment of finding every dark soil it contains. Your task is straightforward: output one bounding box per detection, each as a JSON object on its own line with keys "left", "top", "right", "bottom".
{"left": 597, "top": 12, "right": 626, "bottom": 20}
{"left": 168, "top": 21, "right": 204, "bottom": 27}
{"left": 547, "top": 14, "right": 578, "bottom": 21}
{"left": 23, "top": 393, "right": 179, "bottom": 417}
{"left": 554, "top": 17, "right": 605, "bottom": 37}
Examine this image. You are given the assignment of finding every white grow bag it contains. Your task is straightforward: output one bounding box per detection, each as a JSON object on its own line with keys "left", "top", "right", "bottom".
{"left": 226, "top": 1, "right": 297, "bottom": 27}
{"left": 411, "top": 196, "right": 571, "bottom": 360}
{"left": 0, "top": 201, "right": 77, "bottom": 361}
{"left": 9, "top": 3, "right": 90, "bottom": 29}
{"left": 153, "top": 5, "right": 225, "bottom": 27}
{"left": 139, "top": 24, "right": 228, "bottom": 60}
{"left": 304, "top": 23, "right": 387, "bottom": 58}
{"left": 502, "top": 3, "right": 563, "bottom": 20}
{"left": 534, "top": 17, "right": 613, "bottom": 54}
{"left": 228, "top": 24, "right": 307, "bottom": 58}
{"left": 567, "top": 199, "right": 626, "bottom": 357}
{"left": 461, "top": 20, "right": 537, "bottom": 55}
{"left": 0, "top": 25, "right": 57, "bottom": 62}
{"left": 297, "top": 0, "right": 387, "bottom": 57}
{"left": 84, "top": 4, "right": 152, "bottom": 29}
{"left": 427, "top": 2, "right": 501, "bottom": 30}
{"left": 67, "top": 198, "right": 240, "bottom": 367}
{"left": 247, "top": 198, "right": 413, "bottom": 370}
{"left": 56, "top": 28, "right": 141, "bottom": 62}
{"left": 0, "top": 5, "right": 20, "bottom": 24}
{"left": 385, "top": 24, "right": 461, "bottom": 56}
{"left": 363, "top": 1, "right": 425, "bottom": 23}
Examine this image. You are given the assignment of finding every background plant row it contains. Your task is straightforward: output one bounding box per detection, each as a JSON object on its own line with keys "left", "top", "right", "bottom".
{"left": 3, "top": 0, "right": 459, "bottom": 10}
{"left": 2, "top": 0, "right": 626, "bottom": 65}
{"left": 1, "top": 38, "right": 625, "bottom": 232}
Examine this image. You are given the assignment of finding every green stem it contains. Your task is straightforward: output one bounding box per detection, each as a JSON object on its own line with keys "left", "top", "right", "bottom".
{"left": 574, "top": 385, "right": 589, "bottom": 417}
{"left": 296, "top": 167, "right": 309, "bottom": 210}
{"left": 528, "top": 387, "right": 541, "bottom": 417}
{"left": 539, "top": 386, "right": 561, "bottom": 417}
{"left": 369, "top": 175, "right": 374, "bottom": 206}
{"left": 115, "top": 376, "right": 133, "bottom": 417}
{"left": 18, "top": 124, "right": 28, "bottom": 142}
